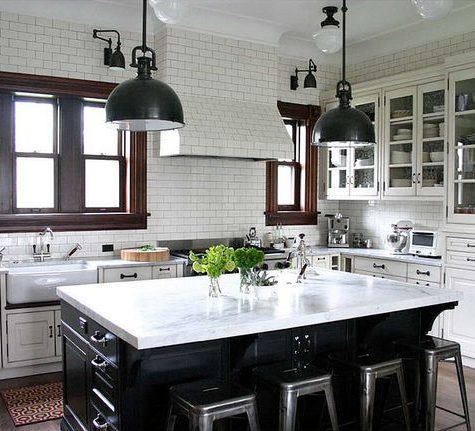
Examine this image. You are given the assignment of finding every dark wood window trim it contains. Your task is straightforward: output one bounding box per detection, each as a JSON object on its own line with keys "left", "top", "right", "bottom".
{"left": 265, "top": 101, "right": 321, "bottom": 226}
{"left": 0, "top": 72, "right": 148, "bottom": 233}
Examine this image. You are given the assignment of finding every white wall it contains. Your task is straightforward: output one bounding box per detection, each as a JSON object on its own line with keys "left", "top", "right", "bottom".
{"left": 0, "top": 12, "right": 339, "bottom": 261}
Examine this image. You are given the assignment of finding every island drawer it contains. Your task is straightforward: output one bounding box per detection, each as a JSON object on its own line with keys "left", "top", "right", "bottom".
{"left": 408, "top": 279, "right": 440, "bottom": 288}
{"left": 89, "top": 348, "right": 118, "bottom": 408}
{"left": 62, "top": 302, "right": 118, "bottom": 365}
{"left": 102, "top": 266, "right": 152, "bottom": 283}
{"left": 357, "top": 270, "right": 406, "bottom": 282}
{"left": 407, "top": 264, "right": 441, "bottom": 283}
{"left": 446, "top": 236, "right": 475, "bottom": 253}
{"left": 152, "top": 264, "right": 177, "bottom": 279}
{"left": 446, "top": 251, "right": 475, "bottom": 270}
{"left": 90, "top": 399, "right": 118, "bottom": 431}
{"left": 353, "top": 257, "right": 407, "bottom": 277}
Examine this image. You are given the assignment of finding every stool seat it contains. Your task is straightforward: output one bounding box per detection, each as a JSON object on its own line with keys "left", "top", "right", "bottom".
{"left": 254, "top": 363, "right": 339, "bottom": 431}
{"left": 329, "top": 351, "right": 411, "bottom": 431}
{"left": 395, "top": 336, "right": 471, "bottom": 431}
{"left": 167, "top": 379, "right": 260, "bottom": 431}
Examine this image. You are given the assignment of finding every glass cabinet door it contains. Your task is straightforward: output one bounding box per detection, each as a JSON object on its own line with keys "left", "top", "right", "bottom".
{"left": 384, "top": 87, "right": 417, "bottom": 196}
{"left": 351, "top": 95, "right": 379, "bottom": 197}
{"left": 448, "top": 70, "right": 475, "bottom": 222}
{"left": 416, "top": 81, "right": 445, "bottom": 196}
{"left": 327, "top": 147, "right": 350, "bottom": 197}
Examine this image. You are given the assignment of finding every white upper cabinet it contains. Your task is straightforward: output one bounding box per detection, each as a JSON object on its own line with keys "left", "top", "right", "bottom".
{"left": 324, "top": 92, "right": 380, "bottom": 200}
{"left": 447, "top": 68, "right": 475, "bottom": 224}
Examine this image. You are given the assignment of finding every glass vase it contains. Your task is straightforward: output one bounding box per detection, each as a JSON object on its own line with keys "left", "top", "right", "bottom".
{"left": 208, "top": 277, "right": 222, "bottom": 298}
{"left": 239, "top": 268, "right": 254, "bottom": 294}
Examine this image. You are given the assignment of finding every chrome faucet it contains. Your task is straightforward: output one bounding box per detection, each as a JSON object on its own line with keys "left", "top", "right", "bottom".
{"left": 33, "top": 227, "right": 54, "bottom": 262}
{"left": 64, "top": 243, "right": 82, "bottom": 260}
{"left": 287, "top": 233, "right": 311, "bottom": 280}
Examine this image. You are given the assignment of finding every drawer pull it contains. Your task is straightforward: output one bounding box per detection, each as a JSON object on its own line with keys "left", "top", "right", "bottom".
{"left": 91, "top": 356, "right": 108, "bottom": 371}
{"left": 467, "top": 258, "right": 475, "bottom": 262}
{"left": 92, "top": 415, "right": 109, "bottom": 430}
{"left": 49, "top": 325, "right": 53, "bottom": 338}
{"left": 90, "top": 331, "right": 108, "bottom": 346}
{"left": 467, "top": 244, "right": 475, "bottom": 248}
{"left": 120, "top": 272, "right": 137, "bottom": 279}
{"left": 373, "top": 263, "right": 385, "bottom": 269}
{"left": 159, "top": 267, "right": 170, "bottom": 271}
{"left": 416, "top": 269, "right": 430, "bottom": 276}
{"left": 57, "top": 324, "right": 61, "bottom": 338}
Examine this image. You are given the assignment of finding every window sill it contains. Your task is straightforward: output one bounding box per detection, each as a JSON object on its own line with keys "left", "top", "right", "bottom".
{"left": 0, "top": 212, "right": 148, "bottom": 233}
{"left": 265, "top": 211, "right": 320, "bottom": 226}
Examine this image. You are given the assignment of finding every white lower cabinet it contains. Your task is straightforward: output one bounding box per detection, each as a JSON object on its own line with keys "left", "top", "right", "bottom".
{"left": 445, "top": 267, "right": 475, "bottom": 359}
{"left": 6, "top": 309, "right": 61, "bottom": 365}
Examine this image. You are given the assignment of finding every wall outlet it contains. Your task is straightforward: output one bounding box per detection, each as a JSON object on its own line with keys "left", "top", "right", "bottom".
{"left": 102, "top": 244, "right": 114, "bottom": 252}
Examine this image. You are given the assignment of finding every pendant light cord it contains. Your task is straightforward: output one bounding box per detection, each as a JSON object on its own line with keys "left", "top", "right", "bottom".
{"left": 142, "top": 0, "right": 147, "bottom": 52}
{"left": 341, "top": 0, "right": 347, "bottom": 84}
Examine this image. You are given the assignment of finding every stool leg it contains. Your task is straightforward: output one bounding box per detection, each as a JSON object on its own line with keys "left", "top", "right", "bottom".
{"left": 323, "top": 383, "right": 339, "bottom": 431}
{"left": 246, "top": 402, "right": 261, "bottom": 431}
{"left": 166, "top": 404, "right": 177, "bottom": 431}
{"left": 454, "top": 350, "right": 472, "bottom": 431}
{"left": 279, "top": 389, "right": 298, "bottom": 431}
{"left": 424, "top": 353, "right": 438, "bottom": 431}
{"left": 360, "top": 371, "right": 376, "bottom": 431}
{"left": 198, "top": 415, "right": 213, "bottom": 431}
{"left": 396, "top": 366, "right": 411, "bottom": 431}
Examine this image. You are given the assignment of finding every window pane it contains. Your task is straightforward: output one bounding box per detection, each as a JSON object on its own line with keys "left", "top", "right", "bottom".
{"left": 278, "top": 165, "right": 295, "bottom": 205}
{"left": 15, "top": 101, "right": 54, "bottom": 153}
{"left": 16, "top": 158, "right": 55, "bottom": 208}
{"left": 85, "top": 159, "right": 120, "bottom": 208}
{"left": 83, "top": 105, "right": 118, "bottom": 156}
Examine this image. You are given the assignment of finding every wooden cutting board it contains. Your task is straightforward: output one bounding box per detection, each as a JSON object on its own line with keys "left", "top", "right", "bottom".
{"left": 121, "top": 247, "right": 170, "bottom": 262}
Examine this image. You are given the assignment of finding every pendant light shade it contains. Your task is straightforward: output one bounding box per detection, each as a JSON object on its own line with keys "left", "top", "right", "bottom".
{"left": 303, "top": 71, "right": 317, "bottom": 89}
{"left": 411, "top": 0, "right": 453, "bottom": 20}
{"left": 313, "top": 6, "right": 342, "bottom": 54}
{"left": 106, "top": 0, "right": 184, "bottom": 131}
{"left": 312, "top": 0, "right": 375, "bottom": 148}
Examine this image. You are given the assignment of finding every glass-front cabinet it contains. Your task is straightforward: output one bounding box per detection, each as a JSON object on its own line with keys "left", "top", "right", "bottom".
{"left": 383, "top": 81, "right": 445, "bottom": 198}
{"left": 448, "top": 69, "right": 475, "bottom": 223}
{"left": 325, "top": 93, "right": 379, "bottom": 199}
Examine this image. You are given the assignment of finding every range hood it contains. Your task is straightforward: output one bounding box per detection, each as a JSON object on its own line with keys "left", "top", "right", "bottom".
{"left": 154, "top": 95, "right": 294, "bottom": 160}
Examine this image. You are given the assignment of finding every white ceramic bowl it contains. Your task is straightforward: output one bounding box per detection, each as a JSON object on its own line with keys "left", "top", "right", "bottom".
{"left": 391, "top": 151, "right": 411, "bottom": 164}
{"left": 393, "top": 134, "right": 412, "bottom": 141}
{"left": 430, "top": 152, "right": 444, "bottom": 162}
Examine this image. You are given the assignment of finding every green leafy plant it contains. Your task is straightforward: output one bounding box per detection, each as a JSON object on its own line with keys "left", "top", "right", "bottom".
{"left": 189, "top": 245, "right": 236, "bottom": 279}
{"left": 139, "top": 245, "right": 155, "bottom": 251}
{"left": 233, "top": 247, "right": 265, "bottom": 270}
{"left": 253, "top": 269, "right": 278, "bottom": 286}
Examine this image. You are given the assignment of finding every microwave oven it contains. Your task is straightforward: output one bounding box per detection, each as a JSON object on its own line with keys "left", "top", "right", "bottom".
{"left": 408, "top": 230, "right": 443, "bottom": 257}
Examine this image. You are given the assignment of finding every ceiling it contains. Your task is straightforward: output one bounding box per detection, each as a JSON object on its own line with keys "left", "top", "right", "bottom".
{"left": 1, "top": 0, "right": 475, "bottom": 63}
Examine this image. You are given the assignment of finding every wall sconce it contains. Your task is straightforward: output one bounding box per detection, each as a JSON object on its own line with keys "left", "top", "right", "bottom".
{"left": 290, "top": 59, "right": 317, "bottom": 91}
{"left": 92, "top": 29, "right": 126, "bottom": 70}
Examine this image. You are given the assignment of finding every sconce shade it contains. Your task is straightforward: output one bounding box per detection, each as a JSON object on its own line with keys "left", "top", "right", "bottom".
{"left": 303, "top": 72, "right": 317, "bottom": 89}
{"left": 106, "top": 73, "right": 184, "bottom": 131}
{"left": 109, "top": 48, "right": 126, "bottom": 70}
{"left": 313, "top": 104, "right": 375, "bottom": 147}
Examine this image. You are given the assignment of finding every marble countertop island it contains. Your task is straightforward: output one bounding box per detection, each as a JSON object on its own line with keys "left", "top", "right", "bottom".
{"left": 57, "top": 269, "right": 461, "bottom": 350}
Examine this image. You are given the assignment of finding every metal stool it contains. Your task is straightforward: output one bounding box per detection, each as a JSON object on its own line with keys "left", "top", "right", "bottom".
{"left": 329, "top": 352, "right": 411, "bottom": 431}
{"left": 166, "top": 379, "right": 260, "bottom": 431}
{"left": 396, "top": 336, "right": 471, "bottom": 431}
{"left": 254, "top": 363, "right": 339, "bottom": 431}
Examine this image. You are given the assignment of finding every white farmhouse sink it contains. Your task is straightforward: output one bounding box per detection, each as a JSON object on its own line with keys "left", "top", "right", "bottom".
{"left": 6, "top": 261, "right": 97, "bottom": 304}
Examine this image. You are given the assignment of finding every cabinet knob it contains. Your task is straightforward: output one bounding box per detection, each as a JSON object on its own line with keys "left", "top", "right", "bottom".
{"left": 91, "top": 356, "right": 108, "bottom": 371}
{"left": 92, "top": 415, "right": 109, "bottom": 430}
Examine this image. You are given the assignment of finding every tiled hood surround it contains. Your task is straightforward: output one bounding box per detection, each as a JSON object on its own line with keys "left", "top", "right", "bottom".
{"left": 155, "top": 95, "right": 294, "bottom": 160}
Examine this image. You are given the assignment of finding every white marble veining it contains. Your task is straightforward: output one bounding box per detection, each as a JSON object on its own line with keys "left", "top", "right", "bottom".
{"left": 57, "top": 269, "right": 461, "bottom": 350}
{"left": 307, "top": 247, "right": 443, "bottom": 267}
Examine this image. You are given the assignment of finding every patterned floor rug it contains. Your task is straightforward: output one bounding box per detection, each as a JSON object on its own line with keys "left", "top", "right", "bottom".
{"left": 1, "top": 382, "right": 63, "bottom": 426}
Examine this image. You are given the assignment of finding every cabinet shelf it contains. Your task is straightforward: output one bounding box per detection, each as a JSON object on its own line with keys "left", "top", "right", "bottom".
{"left": 422, "top": 162, "right": 444, "bottom": 167}
{"left": 390, "top": 116, "right": 413, "bottom": 124}
{"left": 328, "top": 166, "right": 347, "bottom": 170}
{"left": 422, "top": 112, "right": 444, "bottom": 119}
{"left": 455, "top": 109, "right": 475, "bottom": 117}
{"left": 353, "top": 166, "right": 375, "bottom": 170}
{"left": 454, "top": 179, "right": 475, "bottom": 183}
{"left": 389, "top": 163, "right": 412, "bottom": 168}
{"left": 422, "top": 137, "right": 444, "bottom": 142}
{"left": 389, "top": 140, "right": 413, "bottom": 145}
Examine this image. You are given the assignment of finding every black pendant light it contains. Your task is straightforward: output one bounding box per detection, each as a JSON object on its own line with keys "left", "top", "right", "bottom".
{"left": 106, "top": 0, "right": 184, "bottom": 131}
{"left": 312, "top": 0, "right": 375, "bottom": 148}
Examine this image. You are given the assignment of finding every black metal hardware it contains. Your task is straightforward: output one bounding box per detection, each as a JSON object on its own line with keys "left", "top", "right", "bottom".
{"left": 467, "top": 244, "right": 475, "bottom": 248}
{"left": 90, "top": 331, "right": 108, "bottom": 346}
{"left": 416, "top": 269, "right": 430, "bottom": 276}
{"left": 49, "top": 325, "right": 53, "bottom": 338}
{"left": 92, "top": 29, "right": 125, "bottom": 69}
{"left": 159, "top": 267, "right": 170, "bottom": 272}
{"left": 373, "top": 263, "right": 385, "bottom": 269}
{"left": 290, "top": 58, "right": 317, "bottom": 90}
{"left": 120, "top": 273, "right": 138, "bottom": 279}
{"left": 57, "top": 324, "right": 61, "bottom": 338}
{"left": 467, "top": 258, "right": 475, "bottom": 262}
{"left": 417, "top": 172, "right": 421, "bottom": 184}
{"left": 412, "top": 173, "right": 416, "bottom": 184}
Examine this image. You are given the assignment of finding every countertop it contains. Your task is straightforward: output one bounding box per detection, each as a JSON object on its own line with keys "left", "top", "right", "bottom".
{"left": 306, "top": 246, "right": 443, "bottom": 267}
{"left": 57, "top": 269, "right": 461, "bottom": 350}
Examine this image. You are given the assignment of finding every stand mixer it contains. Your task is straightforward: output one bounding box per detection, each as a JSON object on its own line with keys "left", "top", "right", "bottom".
{"left": 386, "top": 220, "right": 413, "bottom": 254}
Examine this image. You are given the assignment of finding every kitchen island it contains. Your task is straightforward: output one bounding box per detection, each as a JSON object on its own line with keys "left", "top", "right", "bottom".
{"left": 57, "top": 269, "right": 461, "bottom": 431}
